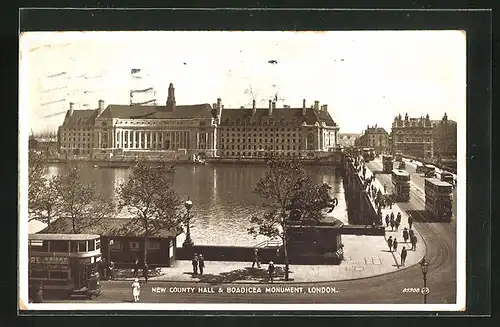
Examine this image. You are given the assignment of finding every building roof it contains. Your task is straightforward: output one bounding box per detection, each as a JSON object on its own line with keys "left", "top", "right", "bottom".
{"left": 61, "top": 109, "right": 98, "bottom": 128}
{"left": 31, "top": 137, "right": 58, "bottom": 143}
{"left": 365, "top": 127, "right": 388, "bottom": 134}
{"left": 98, "top": 104, "right": 214, "bottom": 120}
{"left": 39, "top": 217, "right": 181, "bottom": 239}
{"left": 220, "top": 107, "right": 337, "bottom": 127}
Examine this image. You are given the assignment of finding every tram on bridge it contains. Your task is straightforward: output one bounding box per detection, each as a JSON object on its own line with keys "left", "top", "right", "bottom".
{"left": 28, "top": 233, "right": 103, "bottom": 300}
{"left": 382, "top": 155, "right": 394, "bottom": 173}
{"left": 424, "top": 178, "right": 453, "bottom": 221}
{"left": 362, "top": 148, "right": 375, "bottom": 162}
{"left": 391, "top": 169, "right": 410, "bottom": 202}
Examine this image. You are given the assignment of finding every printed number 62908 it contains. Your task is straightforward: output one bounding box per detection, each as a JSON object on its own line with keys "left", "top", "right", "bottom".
{"left": 402, "top": 288, "right": 420, "bottom": 293}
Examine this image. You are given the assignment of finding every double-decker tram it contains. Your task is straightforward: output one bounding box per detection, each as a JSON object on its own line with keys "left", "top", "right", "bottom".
{"left": 362, "top": 148, "right": 375, "bottom": 162}
{"left": 28, "top": 234, "right": 103, "bottom": 300}
{"left": 382, "top": 155, "right": 394, "bottom": 173}
{"left": 424, "top": 178, "right": 453, "bottom": 221}
{"left": 391, "top": 169, "right": 410, "bottom": 202}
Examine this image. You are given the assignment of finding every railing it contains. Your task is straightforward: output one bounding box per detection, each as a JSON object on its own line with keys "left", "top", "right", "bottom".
{"left": 254, "top": 237, "right": 283, "bottom": 248}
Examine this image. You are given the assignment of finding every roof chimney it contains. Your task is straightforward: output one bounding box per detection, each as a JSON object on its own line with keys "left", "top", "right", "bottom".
{"left": 98, "top": 99, "right": 105, "bottom": 116}
{"left": 69, "top": 102, "right": 74, "bottom": 116}
{"left": 323, "top": 104, "right": 328, "bottom": 111}
{"left": 302, "top": 99, "right": 306, "bottom": 116}
{"left": 268, "top": 100, "right": 273, "bottom": 115}
{"left": 217, "top": 98, "right": 223, "bottom": 118}
{"left": 252, "top": 99, "right": 256, "bottom": 115}
{"left": 314, "top": 101, "right": 319, "bottom": 110}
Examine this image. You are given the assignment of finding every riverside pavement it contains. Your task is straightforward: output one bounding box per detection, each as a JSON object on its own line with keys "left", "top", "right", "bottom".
{"left": 115, "top": 164, "right": 426, "bottom": 284}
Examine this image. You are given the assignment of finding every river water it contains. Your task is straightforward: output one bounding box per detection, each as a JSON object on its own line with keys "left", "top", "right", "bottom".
{"left": 44, "top": 163, "right": 347, "bottom": 246}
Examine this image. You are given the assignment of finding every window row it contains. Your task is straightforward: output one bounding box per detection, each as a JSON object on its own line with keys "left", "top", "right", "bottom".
{"left": 29, "top": 270, "right": 69, "bottom": 280}
{"left": 220, "top": 138, "right": 300, "bottom": 144}
{"left": 219, "top": 127, "right": 301, "bottom": 132}
{"left": 30, "top": 239, "right": 100, "bottom": 253}
{"left": 109, "top": 240, "right": 161, "bottom": 251}
{"left": 220, "top": 144, "right": 301, "bottom": 150}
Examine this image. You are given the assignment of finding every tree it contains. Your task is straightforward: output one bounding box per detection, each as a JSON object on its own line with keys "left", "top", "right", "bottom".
{"left": 28, "top": 149, "right": 60, "bottom": 226}
{"left": 116, "top": 161, "right": 183, "bottom": 266}
{"left": 248, "top": 158, "right": 334, "bottom": 281}
{"left": 28, "top": 175, "right": 62, "bottom": 227}
{"left": 55, "top": 167, "right": 115, "bottom": 233}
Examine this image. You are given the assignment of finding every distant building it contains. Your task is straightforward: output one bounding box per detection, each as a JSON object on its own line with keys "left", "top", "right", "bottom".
{"left": 391, "top": 113, "right": 449, "bottom": 160}
{"left": 355, "top": 125, "right": 389, "bottom": 153}
{"left": 338, "top": 133, "right": 360, "bottom": 148}
{"left": 58, "top": 83, "right": 218, "bottom": 159}
{"left": 58, "top": 103, "right": 98, "bottom": 156}
{"left": 216, "top": 99, "right": 340, "bottom": 158}
{"left": 432, "top": 113, "right": 457, "bottom": 159}
{"left": 29, "top": 137, "right": 58, "bottom": 153}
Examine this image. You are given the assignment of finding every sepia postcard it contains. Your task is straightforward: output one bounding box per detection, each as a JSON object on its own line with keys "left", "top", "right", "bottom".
{"left": 19, "top": 30, "right": 466, "bottom": 311}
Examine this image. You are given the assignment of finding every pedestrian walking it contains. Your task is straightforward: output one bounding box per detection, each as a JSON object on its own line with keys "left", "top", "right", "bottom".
{"left": 383, "top": 184, "right": 387, "bottom": 193}
{"left": 395, "top": 219, "right": 400, "bottom": 231}
{"left": 393, "top": 239, "right": 398, "bottom": 252}
{"left": 132, "top": 278, "right": 140, "bottom": 302}
{"left": 268, "top": 261, "right": 276, "bottom": 283}
{"left": 387, "top": 236, "right": 393, "bottom": 252}
{"left": 252, "top": 249, "right": 261, "bottom": 268}
{"left": 390, "top": 218, "right": 395, "bottom": 231}
{"left": 401, "top": 247, "right": 408, "bottom": 266}
{"left": 397, "top": 212, "right": 402, "bottom": 223}
{"left": 133, "top": 259, "right": 139, "bottom": 278}
{"left": 198, "top": 254, "right": 205, "bottom": 275}
{"left": 385, "top": 214, "right": 390, "bottom": 227}
{"left": 388, "top": 195, "right": 393, "bottom": 209}
{"left": 390, "top": 211, "right": 395, "bottom": 222}
{"left": 192, "top": 254, "right": 199, "bottom": 275}
{"left": 408, "top": 215, "right": 414, "bottom": 230}
{"left": 143, "top": 262, "right": 148, "bottom": 284}
{"left": 403, "top": 227, "right": 409, "bottom": 243}
{"left": 411, "top": 235, "right": 418, "bottom": 251}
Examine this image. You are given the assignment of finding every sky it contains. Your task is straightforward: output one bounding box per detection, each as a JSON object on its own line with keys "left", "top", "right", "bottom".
{"left": 19, "top": 31, "right": 466, "bottom": 134}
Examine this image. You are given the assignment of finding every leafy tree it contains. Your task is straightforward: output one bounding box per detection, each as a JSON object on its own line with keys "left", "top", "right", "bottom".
{"left": 248, "top": 158, "right": 334, "bottom": 281}
{"left": 55, "top": 167, "right": 115, "bottom": 233}
{"left": 28, "top": 175, "right": 61, "bottom": 227}
{"left": 116, "top": 161, "right": 183, "bottom": 265}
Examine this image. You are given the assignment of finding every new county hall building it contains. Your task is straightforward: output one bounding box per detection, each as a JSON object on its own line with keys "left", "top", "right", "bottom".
{"left": 57, "top": 83, "right": 340, "bottom": 159}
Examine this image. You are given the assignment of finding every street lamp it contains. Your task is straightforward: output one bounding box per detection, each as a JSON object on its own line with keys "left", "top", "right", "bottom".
{"left": 420, "top": 257, "right": 429, "bottom": 304}
{"left": 183, "top": 197, "right": 194, "bottom": 248}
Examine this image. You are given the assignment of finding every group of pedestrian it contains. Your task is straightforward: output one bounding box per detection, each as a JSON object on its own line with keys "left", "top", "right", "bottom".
{"left": 386, "top": 224, "right": 418, "bottom": 266}
{"left": 252, "top": 249, "right": 279, "bottom": 283}
{"left": 385, "top": 212, "right": 402, "bottom": 231}
{"left": 191, "top": 253, "right": 205, "bottom": 275}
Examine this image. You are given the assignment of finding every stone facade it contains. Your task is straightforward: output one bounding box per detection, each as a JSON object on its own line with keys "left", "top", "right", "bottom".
{"left": 216, "top": 99, "right": 340, "bottom": 159}
{"left": 355, "top": 126, "right": 389, "bottom": 154}
{"left": 391, "top": 113, "right": 435, "bottom": 160}
{"left": 432, "top": 113, "right": 457, "bottom": 159}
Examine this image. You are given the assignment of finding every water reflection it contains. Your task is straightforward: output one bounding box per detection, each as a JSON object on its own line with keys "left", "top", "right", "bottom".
{"left": 44, "top": 163, "right": 347, "bottom": 246}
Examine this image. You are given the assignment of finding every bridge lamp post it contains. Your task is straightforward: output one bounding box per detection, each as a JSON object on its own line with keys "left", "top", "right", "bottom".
{"left": 183, "top": 198, "right": 194, "bottom": 248}
{"left": 420, "top": 258, "right": 429, "bottom": 304}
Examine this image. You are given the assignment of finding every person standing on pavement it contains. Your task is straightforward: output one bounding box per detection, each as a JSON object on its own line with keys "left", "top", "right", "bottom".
{"left": 395, "top": 218, "right": 400, "bottom": 231}
{"left": 268, "top": 261, "right": 276, "bottom": 283}
{"left": 198, "top": 254, "right": 205, "bottom": 275}
{"left": 397, "top": 212, "right": 402, "bottom": 224}
{"left": 132, "top": 278, "right": 140, "bottom": 302}
{"left": 109, "top": 260, "right": 115, "bottom": 280}
{"left": 385, "top": 214, "right": 390, "bottom": 227}
{"left": 401, "top": 247, "right": 408, "bottom": 266}
{"left": 403, "top": 227, "right": 409, "bottom": 243}
{"left": 387, "top": 236, "right": 393, "bottom": 252}
{"left": 390, "top": 217, "right": 395, "bottom": 231}
{"left": 408, "top": 215, "right": 414, "bottom": 230}
{"left": 252, "top": 249, "right": 261, "bottom": 268}
{"left": 408, "top": 229, "right": 415, "bottom": 243}
{"left": 192, "top": 253, "right": 199, "bottom": 275}
{"left": 143, "top": 262, "right": 148, "bottom": 284}
{"left": 411, "top": 235, "right": 418, "bottom": 251}
{"left": 134, "top": 259, "right": 139, "bottom": 278}
{"left": 393, "top": 239, "right": 398, "bottom": 252}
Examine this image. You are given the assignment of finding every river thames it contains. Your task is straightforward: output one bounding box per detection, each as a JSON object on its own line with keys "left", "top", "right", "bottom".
{"left": 44, "top": 163, "right": 347, "bottom": 247}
